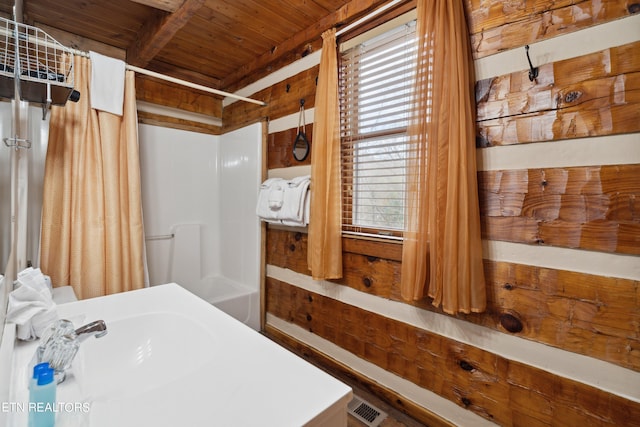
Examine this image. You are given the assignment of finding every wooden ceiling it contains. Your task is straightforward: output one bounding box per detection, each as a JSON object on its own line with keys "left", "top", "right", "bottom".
{"left": 0, "top": 0, "right": 392, "bottom": 95}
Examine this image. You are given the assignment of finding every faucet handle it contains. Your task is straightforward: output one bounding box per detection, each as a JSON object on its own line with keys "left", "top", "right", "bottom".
{"left": 39, "top": 319, "right": 76, "bottom": 349}
{"left": 39, "top": 333, "right": 79, "bottom": 384}
{"left": 42, "top": 334, "right": 79, "bottom": 371}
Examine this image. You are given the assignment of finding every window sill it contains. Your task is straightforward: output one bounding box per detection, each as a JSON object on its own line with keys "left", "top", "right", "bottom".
{"left": 342, "top": 234, "right": 403, "bottom": 261}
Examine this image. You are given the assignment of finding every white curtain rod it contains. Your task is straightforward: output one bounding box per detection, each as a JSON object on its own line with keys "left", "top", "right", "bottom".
{"left": 71, "top": 48, "right": 267, "bottom": 106}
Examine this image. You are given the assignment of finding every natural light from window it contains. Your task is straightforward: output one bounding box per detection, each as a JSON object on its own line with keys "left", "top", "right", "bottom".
{"left": 340, "top": 19, "right": 417, "bottom": 235}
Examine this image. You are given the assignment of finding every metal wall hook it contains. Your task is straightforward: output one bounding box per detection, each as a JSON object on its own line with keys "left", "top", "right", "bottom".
{"left": 525, "top": 45, "right": 538, "bottom": 82}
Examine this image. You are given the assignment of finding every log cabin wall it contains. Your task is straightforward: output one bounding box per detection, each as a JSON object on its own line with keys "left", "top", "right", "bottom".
{"left": 223, "top": 1, "right": 640, "bottom": 425}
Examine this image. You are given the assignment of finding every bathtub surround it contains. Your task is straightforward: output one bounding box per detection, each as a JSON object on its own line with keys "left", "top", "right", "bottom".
{"left": 139, "top": 122, "right": 262, "bottom": 330}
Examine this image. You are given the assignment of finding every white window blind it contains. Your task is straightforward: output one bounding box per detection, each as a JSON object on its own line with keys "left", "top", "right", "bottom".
{"left": 339, "top": 19, "right": 417, "bottom": 237}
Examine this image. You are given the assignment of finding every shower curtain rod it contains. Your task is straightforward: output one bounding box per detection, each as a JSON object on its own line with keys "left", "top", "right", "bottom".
{"left": 71, "top": 48, "right": 267, "bottom": 106}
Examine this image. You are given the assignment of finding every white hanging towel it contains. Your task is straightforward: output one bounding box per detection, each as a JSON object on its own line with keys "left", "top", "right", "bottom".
{"left": 89, "top": 51, "right": 126, "bottom": 116}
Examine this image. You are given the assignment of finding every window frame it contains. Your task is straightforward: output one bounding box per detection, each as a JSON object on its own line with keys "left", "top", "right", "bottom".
{"left": 338, "top": 11, "right": 418, "bottom": 241}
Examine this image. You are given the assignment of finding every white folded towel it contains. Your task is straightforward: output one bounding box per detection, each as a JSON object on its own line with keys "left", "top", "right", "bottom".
{"left": 256, "top": 176, "right": 311, "bottom": 226}
{"left": 268, "top": 182, "right": 286, "bottom": 210}
{"left": 89, "top": 51, "right": 126, "bottom": 116}
{"left": 278, "top": 175, "right": 310, "bottom": 225}
{"left": 7, "top": 268, "right": 58, "bottom": 341}
{"left": 256, "top": 178, "right": 284, "bottom": 220}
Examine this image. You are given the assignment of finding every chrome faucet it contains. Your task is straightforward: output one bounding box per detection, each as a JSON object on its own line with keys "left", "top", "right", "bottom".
{"left": 37, "top": 319, "right": 108, "bottom": 383}
{"left": 74, "top": 320, "right": 108, "bottom": 343}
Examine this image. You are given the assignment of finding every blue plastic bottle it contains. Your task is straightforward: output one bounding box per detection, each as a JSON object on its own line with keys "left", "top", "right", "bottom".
{"left": 28, "top": 366, "right": 56, "bottom": 427}
{"left": 29, "top": 363, "right": 50, "bottom": 427}
{"left": 30, "top": 363, "right": 50, "bottom": 390}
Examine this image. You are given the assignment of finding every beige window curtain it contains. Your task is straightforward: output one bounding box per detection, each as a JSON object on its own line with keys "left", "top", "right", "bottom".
{"left": 400, "top": 0, "right": 486, "bottom": 313}
{"left": 307, "top": 28, "right": 343, "bottom": 280}
{"left": 39, "top": 55, "right": 146, "bottom": 300}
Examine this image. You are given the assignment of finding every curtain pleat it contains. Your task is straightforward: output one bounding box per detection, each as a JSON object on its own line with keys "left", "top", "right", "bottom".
{"left": 400, "top": 0, "right": 486, "bottom": 314}
{"left": 40, "top": 56, "right": 145, "bottom": 299}
{"left": 307, "top": 28, "right": 343, "bottom": 280}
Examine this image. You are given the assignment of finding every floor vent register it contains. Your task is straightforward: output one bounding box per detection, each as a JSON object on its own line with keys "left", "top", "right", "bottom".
{"left": 347, "top": 395, "right": 388, "bottom": 427}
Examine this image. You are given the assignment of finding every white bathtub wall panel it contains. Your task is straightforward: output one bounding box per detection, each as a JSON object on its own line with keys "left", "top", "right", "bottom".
{"left": 140, "top": 122, "right": 263, "bottom": 330}
{"left": 139, "top": 124, "right": 221, "bottom": 285}
{"left": 169, "top": 223, "right": 202, "bottom": 292}
{"left": 218, "top": 122, "right": 262, "bottom": 290}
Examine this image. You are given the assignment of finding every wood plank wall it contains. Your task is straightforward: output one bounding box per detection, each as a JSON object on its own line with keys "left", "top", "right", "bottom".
{"left": 223, "top": 1, "right": 640, "bottom": 425}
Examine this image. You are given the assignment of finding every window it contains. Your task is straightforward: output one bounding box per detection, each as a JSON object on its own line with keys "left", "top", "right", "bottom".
{"left": 339, "top": 16, "right": 417, "bottom": 238}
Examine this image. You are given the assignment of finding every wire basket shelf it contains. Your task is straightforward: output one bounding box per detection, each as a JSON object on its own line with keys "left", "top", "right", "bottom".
{"left": 0, "top": 16, "right": 74, "bottom": 105}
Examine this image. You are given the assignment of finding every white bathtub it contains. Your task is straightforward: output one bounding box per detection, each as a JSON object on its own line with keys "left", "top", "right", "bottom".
{"left": 179, "top": 276, "right": 260, "bottom": 331}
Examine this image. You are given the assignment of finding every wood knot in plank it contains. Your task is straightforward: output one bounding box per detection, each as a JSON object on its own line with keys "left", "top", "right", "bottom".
{"left": 294, "top": 232, "right": 302, "bottom": 241}
{"left": 461, "top": 397, "right": 472, "bottom": 407}
{"left": 301, "top": 44, "right": 313, "bottom": 57}
{"left": 459, "top": 360, "right": 475, "bottom": 371}
{"left": 475, "top": 78, "right": 493, "bottom": 103}
{"left": 500, "top": 312, "right": 524, "bottom": 333}
{"left": 362, "top": 277, "right": 373, "bottom": 288}
{"left": 476, "top": 134, "right": 490, "bottom": 148}
{"left": 366, "top": 255, "right": 378, "bottom": 262}
{"left": 629, "top": 3, "right": 640, "bottom": 13}
{"left": 564, "top": 90, "right": 583, "bottom": 104}
{"left": 289, "top": 244, "right": 296, "bottom": 251}
{"left": 503, "top": 283, "right": 514, "bottom": 290}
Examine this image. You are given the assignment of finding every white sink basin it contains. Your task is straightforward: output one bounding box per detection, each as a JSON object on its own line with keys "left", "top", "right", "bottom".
{"left": 74, "top": 311, "right": 219, "bottom": 402}
{"left": 6, "top": 284, "right": 351, "bottom": 427}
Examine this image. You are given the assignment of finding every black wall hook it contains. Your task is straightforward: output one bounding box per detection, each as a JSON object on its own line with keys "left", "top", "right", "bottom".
{"left": 525, "top": 45, "right": 538, "bottom": 82}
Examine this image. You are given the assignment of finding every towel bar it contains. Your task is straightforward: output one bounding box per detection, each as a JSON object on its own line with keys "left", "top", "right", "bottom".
{"left": 145, "top": 233, "right": 175, "bottom": 241}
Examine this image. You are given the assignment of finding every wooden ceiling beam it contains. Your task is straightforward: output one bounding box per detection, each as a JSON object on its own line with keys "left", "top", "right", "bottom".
{"left": 128, "top": 0, "right": 185, "bottom": 13}
{"left": 127, "top": 0, "right": 205, "bottom": 67}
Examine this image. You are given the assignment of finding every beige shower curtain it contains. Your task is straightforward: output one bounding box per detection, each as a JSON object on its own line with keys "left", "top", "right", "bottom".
{"left": 400, "top": 0, "right": 486, "bottom": 313}
{"left": 40, "top": 55, "right": 145, "bottom": 300}
{"left": 307, "top": 28, "right": 343, "bottom": 280}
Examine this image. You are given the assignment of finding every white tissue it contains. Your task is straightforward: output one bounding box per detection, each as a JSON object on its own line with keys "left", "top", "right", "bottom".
{"left": 7, "top": 267, "right": 58, "bottom": 341}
